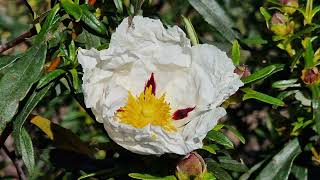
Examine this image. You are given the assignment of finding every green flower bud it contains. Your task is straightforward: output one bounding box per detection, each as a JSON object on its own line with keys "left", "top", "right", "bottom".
{"left": 270, "top": 13, "right": 294, "bottom": 36}
{"left": 280, "top": 0, "right": 299, "bottom": 14}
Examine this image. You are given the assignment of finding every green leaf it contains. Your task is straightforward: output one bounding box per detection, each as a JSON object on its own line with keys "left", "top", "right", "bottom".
{"left": 20, "top": 128, "right": 35, "bottom": 175}
{"left": 128, "top": 173, "right": 176, "bottom": 180}
{"left": 0, "top": 43, "right": 47, "bottom": 134}
{"left": 13, "top": 83, "right": 53, "bottom": 154}
{"left": 239, "top": 159, "right": 267, "bottom": 180}
{"left": 80, "top": 4, "right": 107, "bottom": 35}
{"left": 0, "top": 54, "right": 22, "bottom": 71}
{"left": 76, "top": 29, "right": 101, "bottom": 49}
{"left": 69, "top": 69, "right": 80, "bottom": 91}
{"left": 231, "top": 40, "right": 240, "bottom": 65}
{"left": 60, "top": 0, "right": 82, "bottom": 21}
{"left": 241, "top": 64, "right": 285, "bottom": 84}
{"left": 206, "top": 159, "right": 232, "bottom": 180}
{"left": 304, "top": 38, "right": 314, "bottom": 68}
{"left": 241, "top": 37, "right": 268, "bottom": 46}
{"left": 181, "top": 15, "right": 199, "bottom": 46}
{"left": 256, "top": 138, "right": 301, "bottom": 180}
{"left": 260, "top": 7, "right": 271, "bottom": 28}
{"left": 206, "top": 130, "right": 234, "bottom": 149}
{"left": 113, "top": 0, "right": 124, "bottom": 13}
{"left": 225, "top": 125, "right": 245, "bottom": 144}
{"left": 241, "top": 88, "right": 285, "bottom": 106}
{"left": 187, "top": 0, "right": 238, "bottom": 43}
{"left": 219, "top": 159, "right": 248, "bottom": 172}
{"left": 202, "top": 144, "right": 219, "bottom": 154}
{"left": 35, "top": 4, "right": 60, "bottom": 43}
{"left": 291, "top": 165, "right": 307, "bottom": 180}
{"left": 272, "top": 79, "right": 300, "bottom": 89}
{"left": 37, "top": 69, "right": 66, "bottom": 89}
{"left": 68, "top": 40, "right": 76, "bottom": 62}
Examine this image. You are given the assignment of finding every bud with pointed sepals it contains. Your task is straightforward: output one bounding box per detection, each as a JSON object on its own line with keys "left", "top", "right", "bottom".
{"left": 176, "top": 152, "right": 207, "bottom": 180}
{"left": 280, "top": 0, "right": 299, "bottom": 14}
{"left": 234, "top": 64, "right": 251, "bottom": 78}
{"left": 301, "top": 67, "right": 320, "bottom": 85}
{"left": 270, "top": 13, "right": 294, "bottom": 36}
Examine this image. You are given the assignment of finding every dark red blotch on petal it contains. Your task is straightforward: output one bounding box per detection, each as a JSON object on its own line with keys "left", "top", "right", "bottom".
{"left": 172, "top": 107, "right": 195, "bottom": 120}
{"left": 144, "top": 73, "right": 156, "bottom": 95}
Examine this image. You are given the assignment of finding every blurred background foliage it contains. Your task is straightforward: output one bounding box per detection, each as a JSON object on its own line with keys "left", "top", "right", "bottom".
{"left": 1, "top": 0, "right": 320, "bottom": 179}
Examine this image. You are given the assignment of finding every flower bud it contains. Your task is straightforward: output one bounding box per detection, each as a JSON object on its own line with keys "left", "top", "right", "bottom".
{"left": 280, "top": 0, "right": 299, "bottom": 14}
{"left": 301, "top": 67, "right": 320, "bottom": 85}
{"left": 176, "top": 152, "right": 207, "bottom": 180}
{"left": 270, "top": 13, "right": 294, "bottom": 36}
{"left": 234, "top": 64, "right": 251, "bottom": 78}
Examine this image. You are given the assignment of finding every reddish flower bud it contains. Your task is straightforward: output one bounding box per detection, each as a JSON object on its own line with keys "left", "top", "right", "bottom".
{"left": 176, "top": 152, "right": 207, "bottom": 179}
{"left": 280, "top": 0, "right": 299, "bottom": 14}
{"left": 234, "top": 65, "right": 251, "bottom": 78}
{"left": 270, "top": 13, "right": 294, "bottom": 36}
{"left": 88, "top": 0, "right": 96, "bottom": 6}
{"left": 301, "top": 67, "right": 320, "bottom": 85}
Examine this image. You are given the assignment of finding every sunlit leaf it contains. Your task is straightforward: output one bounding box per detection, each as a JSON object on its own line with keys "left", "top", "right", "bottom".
{"left": 231, "top": 40, "right": 240, "bottom": 65}
{"left": 187, "top": 0, "right": 239, "bottom": 42}
{"left": 256, "top": 138, "right": 301, "bottom": 180}
{"left": 242, "top": 64, "right": 285, "bottom": 84}
{"left": 182, "top": 15, "right": 199, "bottom": 46}
{"left": 206, "top": 130, "right": 234, "bottom": 149}
{"left": 241, "top": 88, "right": 285, "bottom": 106}
{"left": 128, "top": 173, "right": 176, "bottom": 180}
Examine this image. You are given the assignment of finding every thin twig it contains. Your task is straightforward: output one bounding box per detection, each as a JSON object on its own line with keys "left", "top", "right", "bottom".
{"left": 2, "top": 144, "right": 27, "bottom": 180}
{"left": 0, "top": 27, "right": 37, "bottom": 54}
{"left": 21, "top": 0, "right": 34, "bottom": 19}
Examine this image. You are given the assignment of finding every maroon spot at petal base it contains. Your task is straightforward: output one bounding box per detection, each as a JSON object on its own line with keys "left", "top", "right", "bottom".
{"left": 172, "top": 107, "right": 195, "bottom": 120}
{"left": 144, "top": 73, "right": 156, "bottom": 95}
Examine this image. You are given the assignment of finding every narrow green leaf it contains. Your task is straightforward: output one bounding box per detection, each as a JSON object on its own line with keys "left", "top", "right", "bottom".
{"left": 113, "top": 0, "right": 123, "bottom": 13}
{"left": 219, "top": 159, "right": 248, "bottom": 172}
{"left": 35, "top": 4, "right": 60, "bottom": 43}
{"left": 37, "top": 69, "right": 66, "bottom": 89}
{"left": 260, "top": 7, "right": 271, "bottom": 28}
{"left": 231, "top": 40, "right": 240, "bottom": 65}
{"left": 272, "top": 79, "right": 300, "bottom": 89}
{"left": 80, "top": 4, "right": 107, "bottom": 35}
{"left": 60, "top": 0, "right": 82, "bottom": 21}
{"left": 69, "top": 69, "right": 79, "bottom": 91}
{"left": 290, "top": 50, "right": 303, "bottom": 71}
{"left": 304, "top": 38, "right": 314, "bottom": 68}
{"left": 13, "top": 83, "right": 53, "bottom": 153}
{"left": 202, "top": 144, "right": 219, "bottom": 154}
{"left": 242, "top": 64, "right": 285, "bottom": 84}
{"left": 68, "top": 40, "right": 76, "bottom": 62}
{"left": 225, "top": 125, "right": 245, "bottom": 144}
{"left": 241, "top": 88, "right": 285, "bottom": 106}
{"left": 206, "top": 159, "right": 232, "bottom": 180}
{"left": 256, "top": 138, "right": 301, "bottom": 180}
{"left": 20, "top": 128, "right": 35, "bottom": 175}
{"left": 0, "top": 43, "right": 47, "bottom": 134}
{"left": 241, "top": 37, "right": 268, "bottom": 46}
{"left": 291, "top": 165, "right": 308, "bottom": 180}
{"left": 181, "top": 15, "right": 199, "bottom": 46}
{"left": 187, "top": 0, "right": 238, "bottom": 42}
{"left": 206, "top": 130, "right": 234, "bottom": 149}
{"left": 128, "top": 173, "right": 176, "bottom": 180}
{"left": 239, "top": 159, "right": 267, "bottom": 180}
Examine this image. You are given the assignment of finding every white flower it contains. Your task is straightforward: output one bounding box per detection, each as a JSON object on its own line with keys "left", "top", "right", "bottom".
{"left": 77, "top": 16, "right": 243, "bottom": 155}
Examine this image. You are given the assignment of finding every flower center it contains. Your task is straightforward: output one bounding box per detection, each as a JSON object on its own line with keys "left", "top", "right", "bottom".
{"left": 116, "top": 86, "right": 177, "bottom": 132}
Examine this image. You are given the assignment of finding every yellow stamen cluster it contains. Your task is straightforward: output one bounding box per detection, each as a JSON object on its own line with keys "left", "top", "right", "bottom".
{"left": 116, "top": 86, "right": 176, "bottom": 132}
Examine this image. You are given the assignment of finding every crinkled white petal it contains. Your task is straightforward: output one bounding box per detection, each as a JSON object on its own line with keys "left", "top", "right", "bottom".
{"left": 78, "top": 16, "right": 243, "bottom": 155}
